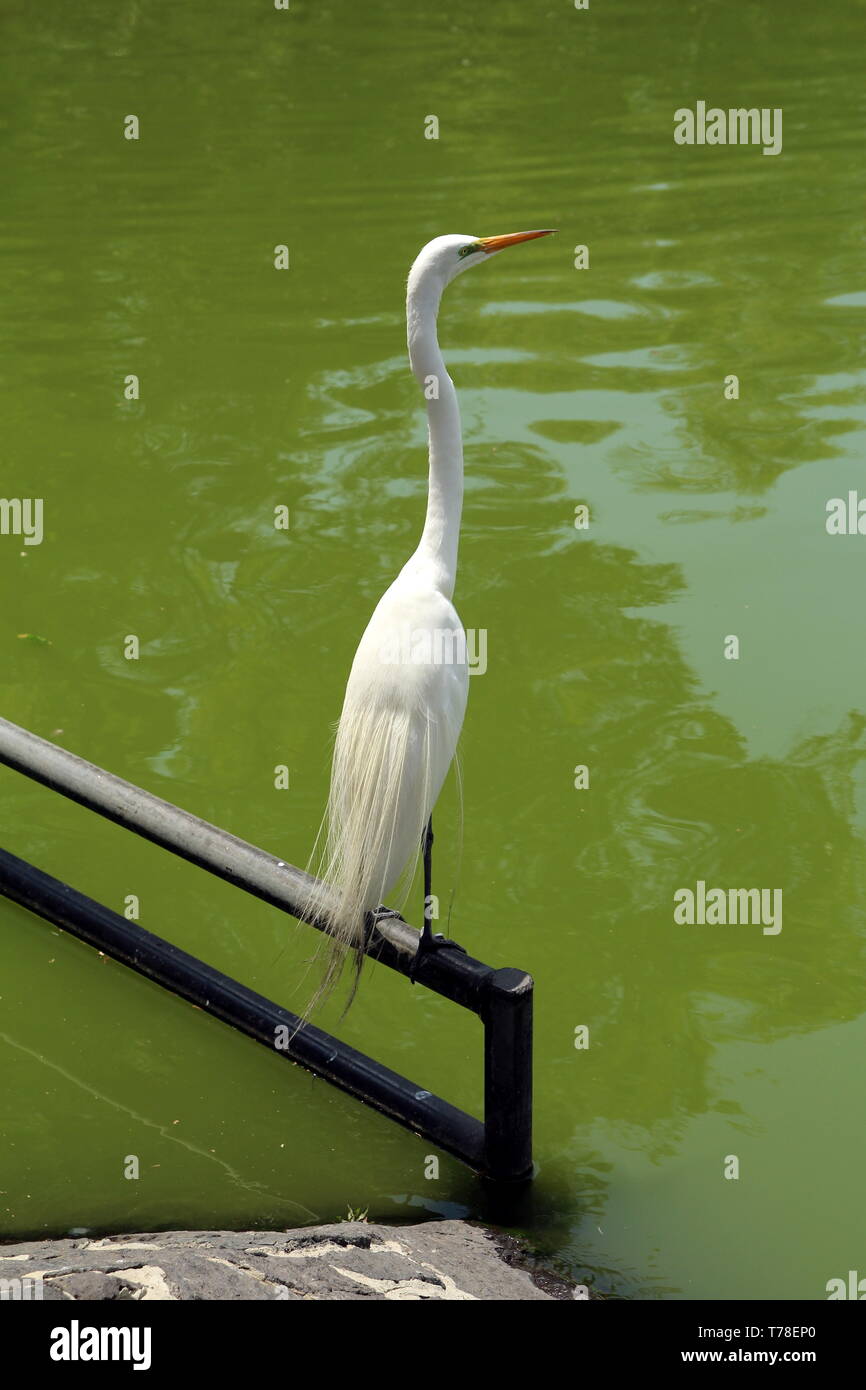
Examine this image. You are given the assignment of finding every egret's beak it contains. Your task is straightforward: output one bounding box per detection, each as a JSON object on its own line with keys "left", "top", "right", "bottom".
{"left": 479, "top": 229, "right": 557, "bottom": 254}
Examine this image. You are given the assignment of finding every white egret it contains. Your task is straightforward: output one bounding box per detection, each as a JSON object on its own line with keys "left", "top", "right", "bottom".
{"left": 301, "top": 228, "right": 555, "bottom": 1011}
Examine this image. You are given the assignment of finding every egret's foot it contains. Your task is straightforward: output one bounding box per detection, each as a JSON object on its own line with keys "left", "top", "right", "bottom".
{"left": 366, "top": 906, "right": 403, "bottom": 948}
{"left": 372, "top": 905, "right": 403, "bottom": 925}
{"left": 409, "top": 927, "right": 467, "bottom": 982}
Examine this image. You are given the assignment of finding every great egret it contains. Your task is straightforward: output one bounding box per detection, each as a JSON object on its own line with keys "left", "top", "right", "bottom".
{"left": 301, "top": 229, "right": 555, "bottom": 1011}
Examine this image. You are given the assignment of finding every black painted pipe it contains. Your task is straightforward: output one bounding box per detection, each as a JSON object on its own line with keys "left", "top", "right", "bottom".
{"left": 0, "top": 844, "right": 486, "bottom": 1169}
{"left": 0, "top": 715, "right": 534, "bottom": 1180}
{"left": 0, "top": 717, "right": 492, "bottom": 1008}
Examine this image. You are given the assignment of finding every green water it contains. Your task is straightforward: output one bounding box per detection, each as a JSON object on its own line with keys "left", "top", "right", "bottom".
{"left": 2, "top": 0, "right": 865, "bottom": 1300}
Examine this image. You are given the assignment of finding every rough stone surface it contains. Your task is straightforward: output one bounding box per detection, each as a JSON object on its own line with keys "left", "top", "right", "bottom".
{"left": 0, "top": 1221, "right": 557, "bottom": 1301}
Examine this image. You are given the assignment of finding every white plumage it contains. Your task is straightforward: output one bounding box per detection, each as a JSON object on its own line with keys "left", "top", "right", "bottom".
{"left": 300, "top": 229, "right": 554, "bottom": 1011}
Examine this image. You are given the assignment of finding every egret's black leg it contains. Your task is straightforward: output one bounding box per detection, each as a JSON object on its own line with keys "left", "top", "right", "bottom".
{"left": 422, "top": 815, "right": 435, "bottom": 942}
{"left": 410, "top": 815, "right": 466, "bottom": 981}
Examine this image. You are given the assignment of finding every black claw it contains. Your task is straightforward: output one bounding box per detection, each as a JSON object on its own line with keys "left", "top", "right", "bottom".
{"left": 365, "top": 906, "right": 403, "bottom": 951}
{"left": 409, "top": 926, "right": 467, "bottom": 982}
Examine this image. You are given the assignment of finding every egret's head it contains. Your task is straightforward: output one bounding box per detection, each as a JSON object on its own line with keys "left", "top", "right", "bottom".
{"left": 408, "top": 229, "right": 556, "bottom": 296}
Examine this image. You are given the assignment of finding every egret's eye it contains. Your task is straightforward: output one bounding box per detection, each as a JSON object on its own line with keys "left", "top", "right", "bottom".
{"left": 457, "top": 242, "right": 480, "bottom": 259}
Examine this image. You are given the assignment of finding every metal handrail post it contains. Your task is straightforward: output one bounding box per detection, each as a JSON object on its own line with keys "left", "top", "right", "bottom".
{"left": 482, "top": 968, "right": 534, "bottom": 1181}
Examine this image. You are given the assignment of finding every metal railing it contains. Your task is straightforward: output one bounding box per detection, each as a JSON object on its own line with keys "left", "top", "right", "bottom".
{"left": 0, "top": 716, "right": 533, "bottom": 1181}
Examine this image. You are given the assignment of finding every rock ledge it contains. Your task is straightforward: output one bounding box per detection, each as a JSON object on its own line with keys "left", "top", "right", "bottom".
{"left": 0, "top": 1220, "right": 560, "bottom": 1301}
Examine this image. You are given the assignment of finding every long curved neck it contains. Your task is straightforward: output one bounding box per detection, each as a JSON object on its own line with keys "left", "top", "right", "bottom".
{"left": 404, "top": 270, "right": 463, "bottom": 598}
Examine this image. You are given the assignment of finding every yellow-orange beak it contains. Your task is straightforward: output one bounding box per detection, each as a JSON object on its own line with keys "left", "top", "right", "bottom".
{"left": 478, "top": 229, "right": 557, "bottom": 254}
